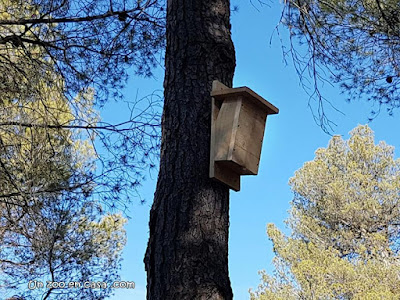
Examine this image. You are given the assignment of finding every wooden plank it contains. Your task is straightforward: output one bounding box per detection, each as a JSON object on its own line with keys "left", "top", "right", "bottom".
{"left": 214, "top": 97, "right": 242, "bottom": 161}
{"left": 209, "top": 100, "right": 218, "bottom": 179}
{"left": 231, "top": 100, "right": 268, "bottom": 175}
{"left": 231, "top": 146, "right": 259, "bottom": 175}
{"left": 210, "top": 80, "right": 227, "bottom": 179}
{"left": 210, "top": 81, "right": 226, "bottom": 178}
{"left": 235, "top": 100, "right": 266, "bottom": 158}
{"left": 211, "top": 86, "right": 279, "bottom": 115}
{"left": 210, "top": 80, "right": 241, "bottom": 191}
{"left": 213, "top": 161, "right": 240, "bottom": 191}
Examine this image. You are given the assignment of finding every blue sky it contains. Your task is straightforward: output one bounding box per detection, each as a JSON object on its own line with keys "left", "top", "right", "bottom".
{"left": 105, "top": 2, "right": 400, "bottom": 299}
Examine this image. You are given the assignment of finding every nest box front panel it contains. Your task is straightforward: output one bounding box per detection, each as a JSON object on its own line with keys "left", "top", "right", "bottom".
{"left": 231, "top": 99, "right": 267, "bottom": 175}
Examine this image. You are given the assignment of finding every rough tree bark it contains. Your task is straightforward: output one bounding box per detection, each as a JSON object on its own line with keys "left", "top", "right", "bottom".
{"left": 144, "top": 0, "right": 236, "bottom": 299}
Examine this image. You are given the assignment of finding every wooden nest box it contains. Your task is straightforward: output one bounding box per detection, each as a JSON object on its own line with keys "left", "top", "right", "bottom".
{"left": 209, "top": 80, "right": 279, "bottom": 191}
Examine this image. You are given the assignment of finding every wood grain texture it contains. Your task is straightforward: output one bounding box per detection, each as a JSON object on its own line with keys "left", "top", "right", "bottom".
{"left": 214, "top": 97, "right": 242, "bottom": 162}
{"left": 210, "top": 81, "right": 241, "bottom": 191}
{"left": 211, "top": 86, "right": 279, "bottom": 115}
{"left": 209, "top": 81, "right": 278, "bottom": 189}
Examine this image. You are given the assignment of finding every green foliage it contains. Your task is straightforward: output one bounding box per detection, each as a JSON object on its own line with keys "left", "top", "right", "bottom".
{"left": 0, "top": 0, "right": 165, "bottom": 104}
{"left": 0, "top": 0, "right": 149, "bottom": 298}
{"left": 251, "top": 125, "right": 400, "bottom": 299}
{"left": 2, "top": 201, "right": 128, "bottom": 300}
{"left": 281, "top": 0, "right": 400, "bottom": 130}
{"left": 0, "top": 0, "right": 163, "bottom": 298}
{"left": 0, "top": 0, "right": 162, "bottom": 206}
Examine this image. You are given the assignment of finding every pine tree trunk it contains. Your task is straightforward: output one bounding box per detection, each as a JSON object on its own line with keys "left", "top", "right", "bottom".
{"left": 144, "top": 0, "right": 236, "bottom": 299}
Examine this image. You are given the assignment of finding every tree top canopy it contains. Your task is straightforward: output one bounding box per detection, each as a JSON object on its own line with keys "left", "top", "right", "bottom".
{"left": 0, "top": 0, "right": 165, "bottom": 105}
{"left": 251, "top": 125, "right": 400, "bottom": 299}
{"left": 282, "top": 0, "right": 400, "bottom": 131}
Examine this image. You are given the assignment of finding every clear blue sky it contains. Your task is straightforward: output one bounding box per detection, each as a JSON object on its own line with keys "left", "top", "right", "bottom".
{"left": 105, "top": 2, "right": 400, "bottom": 299}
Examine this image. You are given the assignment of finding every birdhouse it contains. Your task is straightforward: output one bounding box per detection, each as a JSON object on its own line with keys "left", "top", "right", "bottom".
{"left": 209, "top": 80, "right": 279, "bottom": 191}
